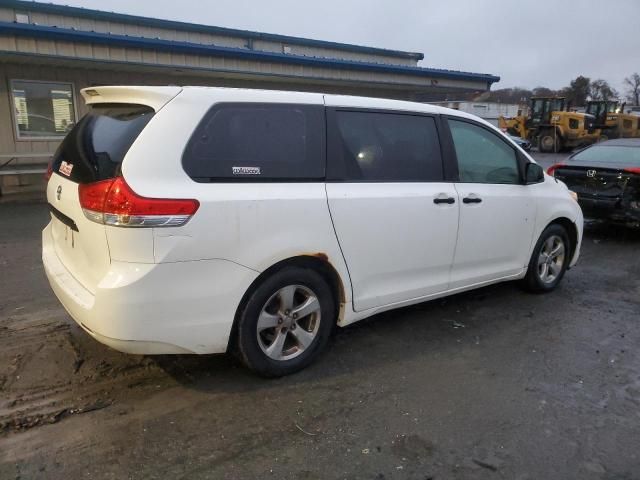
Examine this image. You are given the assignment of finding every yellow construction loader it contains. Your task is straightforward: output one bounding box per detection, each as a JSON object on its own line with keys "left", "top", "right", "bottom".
{"left": 499, "top": 97, "right": 600, "bottom": 152}
{"left": 585, "top": 101, "right": 640, "bottom": 139}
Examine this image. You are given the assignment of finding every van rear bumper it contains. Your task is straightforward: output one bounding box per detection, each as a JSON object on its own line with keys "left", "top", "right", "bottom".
{"left": 42, "top": 223, "right": 259, "bottom": 354}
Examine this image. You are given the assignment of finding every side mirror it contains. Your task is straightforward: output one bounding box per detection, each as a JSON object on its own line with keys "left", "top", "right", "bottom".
{"left": 525, "top": 162, "right": 544, "bottom": 184}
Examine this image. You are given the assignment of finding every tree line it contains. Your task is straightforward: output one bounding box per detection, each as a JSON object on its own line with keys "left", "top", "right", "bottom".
{"left": 478, "top": 73, "right": 640, "bottom": 107}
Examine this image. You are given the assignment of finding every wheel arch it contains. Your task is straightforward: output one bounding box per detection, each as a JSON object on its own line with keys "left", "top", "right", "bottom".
{"left": 546, "top": 216, "right": 578, "bottom": 262}
{"left": 227, "top": 254, "right": 348, "bottom": 352}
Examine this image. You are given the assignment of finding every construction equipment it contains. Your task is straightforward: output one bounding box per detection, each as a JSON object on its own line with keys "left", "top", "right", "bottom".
{"left": 499, "top": 97, "right": 600, "bottom": 152}
{"left": 585, "top": 101, "right": 640, "bottom": 139}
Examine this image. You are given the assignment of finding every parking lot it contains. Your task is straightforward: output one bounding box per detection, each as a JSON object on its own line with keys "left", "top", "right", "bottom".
{"left": 1, "top": 152, "right": 639, "bottom": 479}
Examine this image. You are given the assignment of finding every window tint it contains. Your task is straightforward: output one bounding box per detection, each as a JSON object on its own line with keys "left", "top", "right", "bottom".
{"left": 52, "top": 104, "right": 154, "bottom": 183}
{"left": 448, "top": 119, "right": 520, "bottom": 184}
{"left": 183, "top": 104, "right": 324, "bottom": 181}
{"left": 328, "top": 110, "right": 442, "bottom": 182}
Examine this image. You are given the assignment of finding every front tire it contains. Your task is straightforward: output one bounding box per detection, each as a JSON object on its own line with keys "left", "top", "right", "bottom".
{"left": 539, "top": 130, "right": 560, "bottom": 153}
{"left": 235, "top": 266, "right": 335, "bottom": 377}
{"left": 521, "top": 224, "right": 570, "bottom": 293}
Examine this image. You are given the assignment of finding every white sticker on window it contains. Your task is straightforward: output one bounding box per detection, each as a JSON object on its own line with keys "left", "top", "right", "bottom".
{"left": 59, "top": 160, "right": 73, "bottom": 177}
{"left": 232, "top": 166, "right": 261, "bottom": 175}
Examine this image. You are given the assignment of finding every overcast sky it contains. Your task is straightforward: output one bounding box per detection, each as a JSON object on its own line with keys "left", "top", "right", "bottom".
{"left": 49, "top": 0, "right": 639, "bottom": 94}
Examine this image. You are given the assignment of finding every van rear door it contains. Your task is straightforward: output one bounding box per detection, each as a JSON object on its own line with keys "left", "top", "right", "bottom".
{"left": 46, "top": 101, "right": 159, "bottom": 293}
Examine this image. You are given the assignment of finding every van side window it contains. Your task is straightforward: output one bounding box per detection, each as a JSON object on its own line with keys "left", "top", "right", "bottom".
{"left": 327, "top": 110, "right": 443, "bottom": 182}
{"left": 448, "top": 119, "right": 520, "bottom": 184}
{"left": 182, "top": 103, "right": 324, "bottom": 181}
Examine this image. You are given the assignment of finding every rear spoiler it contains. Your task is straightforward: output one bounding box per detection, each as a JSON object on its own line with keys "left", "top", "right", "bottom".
{"left": 80, "top": 86, "right": 182, "bottom": 111}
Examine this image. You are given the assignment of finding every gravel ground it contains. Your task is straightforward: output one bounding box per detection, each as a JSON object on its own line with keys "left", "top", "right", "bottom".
{"left": 1, "top": 158, "right": 639, "bottom": 479}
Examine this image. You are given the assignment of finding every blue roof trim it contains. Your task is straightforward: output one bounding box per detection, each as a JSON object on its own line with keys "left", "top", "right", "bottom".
{"left": 0, "top": 22, "right": 501, "bottom": 84}
{"left": 0, "top": 0, "right": 424, "bottom": 61}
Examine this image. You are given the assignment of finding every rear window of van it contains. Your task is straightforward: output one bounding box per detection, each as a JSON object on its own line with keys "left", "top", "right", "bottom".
{"left": 52, "top": 104, "right": 154, "bottom": 184}
{"left": 182, "top": 103, "right": 325, "bottom": 182}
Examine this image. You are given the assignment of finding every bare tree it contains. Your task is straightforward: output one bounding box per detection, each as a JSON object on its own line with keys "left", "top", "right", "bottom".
{"left": 481, "top": 87, "right": 534, "bottom": 103}
{"left": 624, "top": 73, "right": 640, "bottom": 105}
{"left": 561, "top": 76, "right": 591, "bottom": 106}
{"left": 590, "top": 79, "right": 619, "bottom": 101}
{"left": 532, "top": 86, "right": 558, "bottom": 97}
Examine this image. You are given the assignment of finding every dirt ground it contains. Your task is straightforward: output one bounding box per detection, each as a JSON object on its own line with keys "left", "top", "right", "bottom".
{"left": 1, "top": 157, "right": 639, "bottom": 479}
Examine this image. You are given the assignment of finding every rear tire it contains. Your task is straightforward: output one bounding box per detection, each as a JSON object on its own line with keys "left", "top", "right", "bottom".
{"left": 235, "top": 266, "right": 335, "bottom": 377}
{"left": 521, "top": 224, "right": 570, "bottom": 293}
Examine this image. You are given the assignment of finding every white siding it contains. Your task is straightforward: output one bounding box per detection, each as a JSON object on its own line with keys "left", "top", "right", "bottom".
{"left": 432, "top": 101, "right": 522, "bottom": 125}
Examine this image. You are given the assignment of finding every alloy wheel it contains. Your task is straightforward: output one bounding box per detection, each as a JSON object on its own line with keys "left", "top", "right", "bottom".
{"left": 256, "top": 285, "right": 321, "bottom": 361}
{"left": 537, "top": 235, "right": 566, "bottom": 284}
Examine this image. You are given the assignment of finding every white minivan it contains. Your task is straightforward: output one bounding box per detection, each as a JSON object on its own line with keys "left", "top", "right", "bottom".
{"left": 43, "top": 86, "right": 583, "bottom": 376}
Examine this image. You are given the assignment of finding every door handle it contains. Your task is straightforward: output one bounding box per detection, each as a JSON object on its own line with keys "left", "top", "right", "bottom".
{"left": 462, "top": 196, "right": 482, "bottom": 204}
{"left": 433, "top": 197, "right": 455, "bottom": 205}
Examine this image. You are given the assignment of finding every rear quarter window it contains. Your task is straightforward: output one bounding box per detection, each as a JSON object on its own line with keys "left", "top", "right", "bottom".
{"left": 182, "top": 103, "right": 325, "bottom": 182}
{"left": 52, "top": 104, "right": 154, "bottom": 184}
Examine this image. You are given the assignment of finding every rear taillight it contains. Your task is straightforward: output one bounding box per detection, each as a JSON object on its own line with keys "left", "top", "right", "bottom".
{"left": 546, "top": 163, "right": 564, "bottom": 176}
{"left": 44, "top": 158, "right": 53, "bottom": 181}
{"left": 78, "top": 177, "right": 199, "bottom": 227}
{"left": 624, "top": 167, "right": 640, "bottom": 175}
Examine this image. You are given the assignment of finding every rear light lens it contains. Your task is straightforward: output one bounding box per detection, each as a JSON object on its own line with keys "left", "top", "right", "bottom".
{"left": 44, "top": 158, "right": 54, "bottom": 181}
{"left": 78, "top": 177, "right": 199, "bottom": 227}
{"left": 546, "top": 163, "right": 564, "bottom": 176}
{"left": 624, "top": 167, "right": 640, "bottom": 175}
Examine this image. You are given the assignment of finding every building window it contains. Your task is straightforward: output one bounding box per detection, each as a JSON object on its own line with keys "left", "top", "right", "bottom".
{"left": 15, "top": 12, "right": 30, "bottom": 23}
{"left": 10, "top": 80, "right": 76, "bottom": 139}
